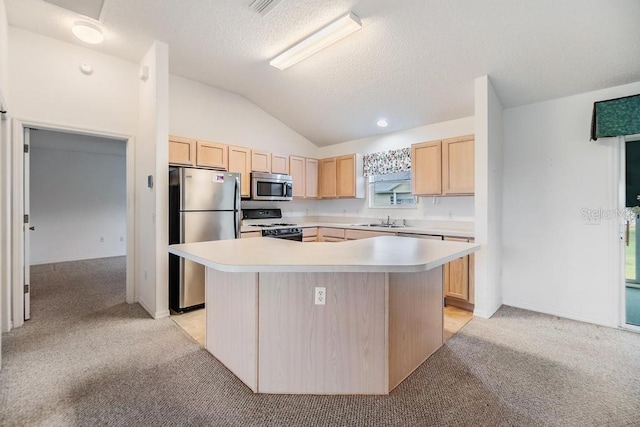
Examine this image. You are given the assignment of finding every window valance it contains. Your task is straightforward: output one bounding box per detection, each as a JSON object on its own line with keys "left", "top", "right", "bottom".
{"left": 363, "top": 148, "right": 411, "bottom": 177}
{"left": 591, "top": 94, "right": 640, "bottom": 140}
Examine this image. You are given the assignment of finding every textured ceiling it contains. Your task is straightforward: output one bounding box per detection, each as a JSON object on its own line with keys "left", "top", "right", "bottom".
{"left": 6, "top": 0, "right": 640, "bottom": 146}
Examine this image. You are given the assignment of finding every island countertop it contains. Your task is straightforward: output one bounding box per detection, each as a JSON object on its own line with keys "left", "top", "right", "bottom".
{"left": 168, "top": 236, "right": 480, "bottom": 273}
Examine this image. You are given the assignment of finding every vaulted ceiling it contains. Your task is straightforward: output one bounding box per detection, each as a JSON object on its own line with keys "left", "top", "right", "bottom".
{"left": 6, "top": 0, "right": 640, "bottom": 146}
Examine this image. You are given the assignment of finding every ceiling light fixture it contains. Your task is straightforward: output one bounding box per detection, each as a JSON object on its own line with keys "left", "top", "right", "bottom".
{"left": 270, "top": 12, "right": 362, "bottom": 70}
{"left": 377, "top": 119, "right": 389, "bottom": 128}
{"left": 72, "top": 22, "right": 104, "bottom": 44}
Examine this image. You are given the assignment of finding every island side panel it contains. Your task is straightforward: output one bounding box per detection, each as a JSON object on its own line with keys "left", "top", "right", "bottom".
{"left": 258, "top": 272, "right": 387, "bottom": 394}
{"left": 388, "top": 268, "right": 444, "bottom": 391}
{"left": 205, "top": 269, "right": 258, "bottom": 392}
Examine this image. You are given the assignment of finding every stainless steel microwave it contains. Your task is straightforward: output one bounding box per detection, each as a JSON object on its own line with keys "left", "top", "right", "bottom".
{"left": 250, "top": 172, "right": 293, "bottom": 201}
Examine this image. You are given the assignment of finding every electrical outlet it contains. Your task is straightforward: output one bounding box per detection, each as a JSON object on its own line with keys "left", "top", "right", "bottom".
{"left": 314, "top": 287, "right": 326, "bottom": 305}
{"left": 100, "top": 236, "right": 104, "bottom": 242}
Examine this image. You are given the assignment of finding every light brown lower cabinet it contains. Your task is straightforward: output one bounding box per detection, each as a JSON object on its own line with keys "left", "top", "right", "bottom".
{"left": 443, "top": 237, "right": 473, "bottom": 310}
{"left": 302, "top": 227, "right": 318, "bottom": 242}
{"left": 317, "top": 228, "right": 345, "bottom": 242}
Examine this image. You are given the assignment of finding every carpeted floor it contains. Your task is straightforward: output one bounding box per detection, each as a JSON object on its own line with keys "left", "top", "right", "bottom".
{"left": 2, "top": 257, "right": 640, "bottom": 426}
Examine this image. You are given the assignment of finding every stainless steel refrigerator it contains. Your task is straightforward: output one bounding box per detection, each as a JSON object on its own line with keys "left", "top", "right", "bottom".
{"left": 169, "top": 167, "right": 241, "bottom": 312}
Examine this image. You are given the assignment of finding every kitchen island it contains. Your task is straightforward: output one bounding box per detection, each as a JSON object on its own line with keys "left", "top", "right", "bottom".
{"left": 169, "top": 236, "right": 479, "bottom": 395}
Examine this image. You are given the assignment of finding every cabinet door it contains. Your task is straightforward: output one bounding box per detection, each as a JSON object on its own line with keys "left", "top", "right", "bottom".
{"left": 289, "top": 156, "right": 305, "bottom": 198}
{"left": 442, "top": 135, "right": 474, "bottom": 195}
{"left": 336, "top": 154, "right": 356, "bottom": 198}
{"left": 169, "top": 136, "right": 196, "bottom": 166}
{"left": 318, "top": 228, "right": 344, "bottom": 242}
{"left": 411, "top": 141, "right": 442, "bottom": 195}
{"left": 251, "top": 150, "right": 271, "bottom": 172}
{"left": 305, "top": 158, "right": 319, "bottom": 198}
{"left": 443, "top": 237, "right": 469, "bottom": 300}
{"left": 320, "top": 158, "right": 337, "bottom": 198}
{"left": 228, "top": 145, "right": 252, "bottom": 197}
{"left": 196, "top": 140, "right": 228, "bottom": 170}
{"left": 271, "top": 154, "right": 289, "bottom": 174}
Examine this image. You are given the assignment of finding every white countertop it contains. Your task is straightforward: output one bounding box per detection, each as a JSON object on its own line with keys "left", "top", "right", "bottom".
{"left": 241, "top": 222, "right": 474, "bottom": 239}
{"left": 169, "top": 236, "right": 480, "bottom": 273}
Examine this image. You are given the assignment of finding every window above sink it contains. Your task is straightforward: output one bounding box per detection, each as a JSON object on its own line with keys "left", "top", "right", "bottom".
{"left": 368, "top": 172, "right": 417, "bottom": 209}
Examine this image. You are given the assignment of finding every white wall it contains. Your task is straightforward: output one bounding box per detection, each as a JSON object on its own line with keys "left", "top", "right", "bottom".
{"left": 0, "top": 0, "right": 9, "bottom": 342}
{"left": 474, "top": 76, "right": 504, "bottom": 318}
{"left": 136, "top": 42, "right": 170, "bottom": 319}
{"left": 169, "top": 75, "right": 319, "bottom": 158}
{"left": 316, "top": 117, "right": 475, "bottom": 222}
{"left": 8, "top": 27, "right": 138, "bottom": 135}
{"left": 29, "top": 131, "right": 126, "bottom": 264}
{"left": 502, "top": 80, "right": 640, "bottom": 327}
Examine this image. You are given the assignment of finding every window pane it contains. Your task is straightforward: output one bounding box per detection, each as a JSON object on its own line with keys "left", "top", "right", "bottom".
{"left": 369, "top": 173, "right": 417, "bottom": 208}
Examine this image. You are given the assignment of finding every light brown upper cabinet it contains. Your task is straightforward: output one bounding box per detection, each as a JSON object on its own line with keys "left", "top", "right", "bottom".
{"left": 305, "top": 158, "right": 318, "bottom": 198}
{"left": 320, "top": 157, "right": 337, "bottom": 198}
{"left": 196, "top": 140, "right": 228, "bottom": 170}
{"left": 411, "top": 134, "right": 474, "bottom": 196}
{"left": 411, "top": 141, "right": 442, "bottom": 195}
{"left": 289, "top": 156, "right": 318, "bottom": 198}
{"left": 251, "top": 150, "right": 271, "bottom": 173}
{"left": 289, "top": 156, "right": 305, "bottom": 198}
{"left": 442, "top": 135, "right": 474, "bottom": 195}
{"left": 319, "top": 154, "right": 364, "bottom": 199}
{"left": 271, "top": 153, "right": 289, "bottom": 174}
{"left": 169, "top": 135, "right": 196, "bottom": 166}
{"left": 228, "top": 145, "right": 252, "bottom": 198}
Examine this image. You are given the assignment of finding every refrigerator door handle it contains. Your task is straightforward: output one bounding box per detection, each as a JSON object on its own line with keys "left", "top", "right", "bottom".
{"left": 234, "top": 175, "right": 241, "bottom": 239}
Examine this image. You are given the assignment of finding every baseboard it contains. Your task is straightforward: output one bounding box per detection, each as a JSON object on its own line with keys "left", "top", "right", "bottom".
{"left": 137, "top": 296, "right": 170, "bottom": 320}
{"left": 31, "top": 253, "right": 126, "bottom": 265}
{"left": 503, "top": 299, "right": 616, "bottom": 328}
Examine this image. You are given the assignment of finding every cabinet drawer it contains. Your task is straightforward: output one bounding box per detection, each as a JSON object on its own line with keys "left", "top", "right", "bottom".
{"left": 345, "top": 229, "right": 394, "bottom": 240}
{"left": 397, "top": 233, "right": 442, "bottom": 240}
{"left": 319, "top": 228, "right": 345, "bottom": 239}
{"left": 241, "top": 231, "right": 262, "bottom": 239}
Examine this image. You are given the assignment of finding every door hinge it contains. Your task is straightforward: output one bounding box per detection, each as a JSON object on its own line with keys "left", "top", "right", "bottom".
{"left": 24, "top": 284, "right": 29, "bottom": 294}
{"left": 24, "top": 214, "right": 29, "bottom": 223}
{"left": 24, "top": 144, "right": 29, "bottom": 153}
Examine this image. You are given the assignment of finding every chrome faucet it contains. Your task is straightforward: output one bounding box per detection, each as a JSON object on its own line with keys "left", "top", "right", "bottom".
{"left": 380, "top": 215, "right": 395, "bottom": 225}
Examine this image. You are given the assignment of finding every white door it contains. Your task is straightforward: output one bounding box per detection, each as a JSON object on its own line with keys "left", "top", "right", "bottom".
{"left": 23, "top": 127, "right": 31, "bottom": 320}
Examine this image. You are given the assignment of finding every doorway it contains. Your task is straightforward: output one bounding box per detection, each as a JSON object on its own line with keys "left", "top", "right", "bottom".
{"left": 11, "top": 119, "right": 135, "bottom": 328}
{"left": 624, "top": 138, "right": 640, "bottom": 327}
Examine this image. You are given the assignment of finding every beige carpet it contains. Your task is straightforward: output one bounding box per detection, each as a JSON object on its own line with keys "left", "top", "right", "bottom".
{"left": 2, "top": 257, "right": 640, "bottom": 426}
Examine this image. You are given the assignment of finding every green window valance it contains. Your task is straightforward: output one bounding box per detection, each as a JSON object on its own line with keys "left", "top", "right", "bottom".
{"left": 591, "top": 94, "right": 640, "bottom": 140}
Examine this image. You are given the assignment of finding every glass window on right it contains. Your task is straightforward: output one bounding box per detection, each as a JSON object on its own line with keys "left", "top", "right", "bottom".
{"left": 368, "top": 171, "right": 418, "bottom": 209}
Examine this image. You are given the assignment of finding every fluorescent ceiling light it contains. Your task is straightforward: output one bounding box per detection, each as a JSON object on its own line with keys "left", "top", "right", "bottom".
{"left": 72, "top": 22, "right": 104, "bottom": 44}
{"left": 377, "top": 119, "right": 389, "bottom": 128}
{"left": 270, "top": 12, "right": 362, "bottom": 70}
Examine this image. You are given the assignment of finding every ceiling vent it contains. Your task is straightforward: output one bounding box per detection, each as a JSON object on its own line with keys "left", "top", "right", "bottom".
{"left": 249, "top": 0, "right": 282, "bottom": 17}
{"left": 43, "top": 0, "right": 105, "bottom": 20}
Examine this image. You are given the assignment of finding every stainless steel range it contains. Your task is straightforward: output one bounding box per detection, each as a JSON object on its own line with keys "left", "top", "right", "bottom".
{"left": 242, "top": 209, "right": 302, "bottom": 241}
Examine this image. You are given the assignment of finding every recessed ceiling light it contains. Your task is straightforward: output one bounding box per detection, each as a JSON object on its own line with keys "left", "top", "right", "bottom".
{"left": 72, "top": 22, "right": 104, "bottom": 44}
{"left": 377, "top": 119, "right": 389, "bottom": 128}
